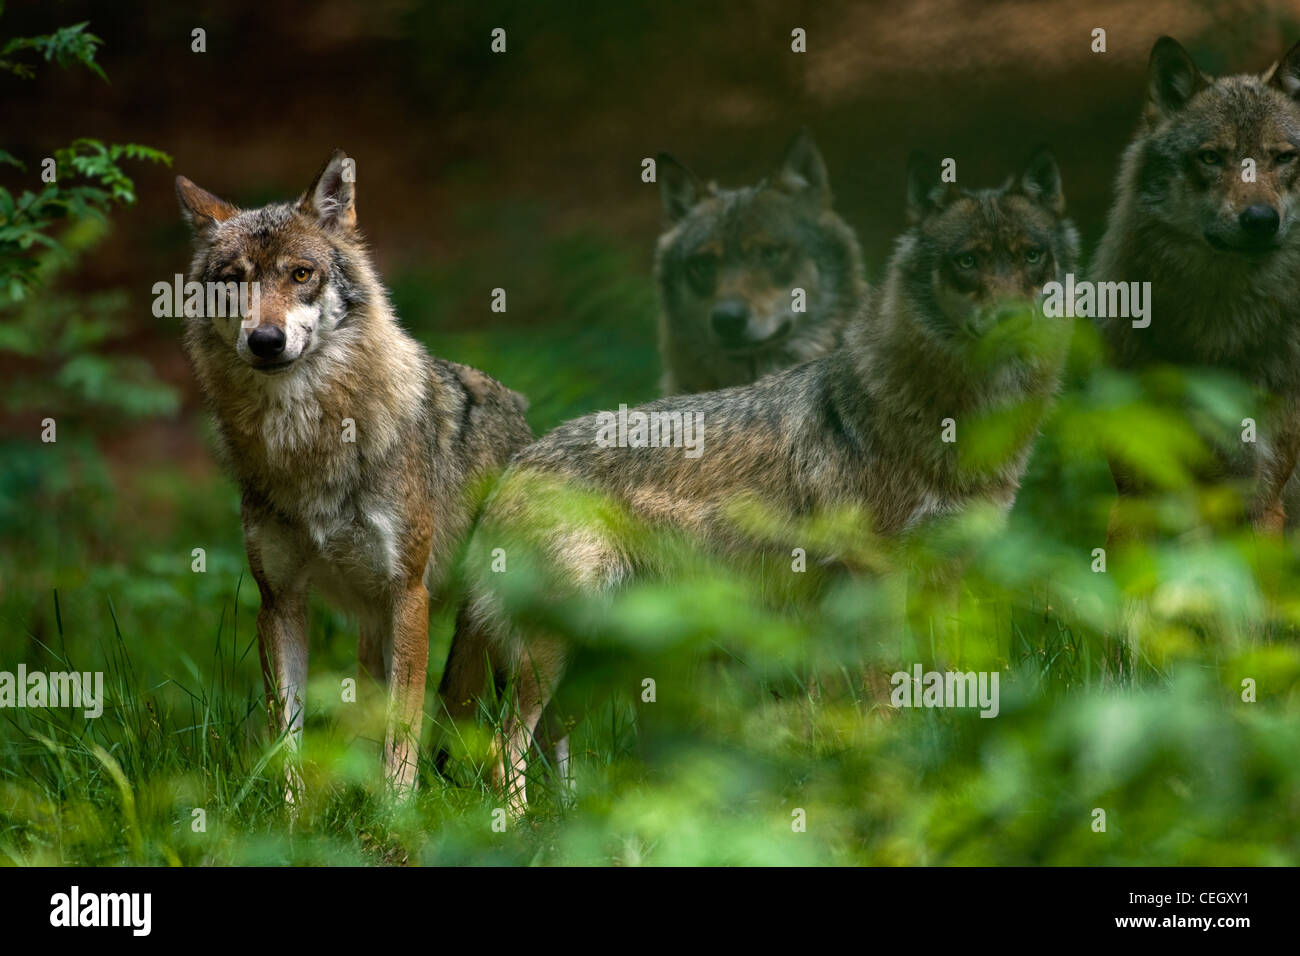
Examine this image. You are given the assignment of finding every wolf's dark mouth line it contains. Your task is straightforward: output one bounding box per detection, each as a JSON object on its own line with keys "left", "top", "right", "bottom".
{"left": 719, "top": 321, "right": 793, "bottom": 355}
{"left": 1204, "top": 233, "right": 1278, "bottom": 257}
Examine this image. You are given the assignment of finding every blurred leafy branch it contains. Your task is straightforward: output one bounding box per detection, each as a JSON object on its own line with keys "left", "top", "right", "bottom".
{"left": 0, "top": 12, "right": 178, "bottom": 562}
{"left": 1, "top": 13, "right": 171, "bottom": 302}
{"left": 0, "top": 16, "right": 105, "bottom": 81}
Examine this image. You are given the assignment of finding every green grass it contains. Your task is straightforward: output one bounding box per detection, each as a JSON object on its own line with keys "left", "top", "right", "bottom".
{"left": 2, "top": 229, "right": 1300, "bottom": 866}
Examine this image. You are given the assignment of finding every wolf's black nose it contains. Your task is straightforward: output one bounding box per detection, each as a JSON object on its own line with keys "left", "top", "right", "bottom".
{"left": 710, "top": 300, "right": 750, "bottom": 341}
{"left": 1239, "top": 204, "right": 1280, "bottom": 238}
{"left": 248, "top": 326, "right": 287, "bottom": 359}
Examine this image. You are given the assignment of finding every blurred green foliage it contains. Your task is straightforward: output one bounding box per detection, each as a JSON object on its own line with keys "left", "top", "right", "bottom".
{"left": 0, "top": 9, "right": 170, "bottom": 300}
{"left": 4, "top": 276, "right": 1299, "bottom": 864}
{"left": 0, "top": 12, "right": 177, "bottom": 610}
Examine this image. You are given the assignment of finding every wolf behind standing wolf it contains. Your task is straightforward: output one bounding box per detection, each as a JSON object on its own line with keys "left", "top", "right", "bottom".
{"left": 176, "top": 151, "right": 533, "bottom": 799}
{"left": 654, "top": 130, "right": 867, "bottom": 395}
{"left": 1092, "top": 36, "right": 1300, "bottom": 531}
{"left": 440, "top": 148, "right": 1081, "bottom": 811}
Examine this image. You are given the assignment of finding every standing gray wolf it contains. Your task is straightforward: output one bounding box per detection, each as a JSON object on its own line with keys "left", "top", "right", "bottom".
{"left": 176, "top": 151, "right": 533, "bottom": 799}
{"left": 655, "top": 129, "right": 867, "bottom": 395}
{"left": 1092, "top": 36, "right": 1300, "bottom": 533}
{"left": 440, "top": 149, "right": 1080, "bottom": 811}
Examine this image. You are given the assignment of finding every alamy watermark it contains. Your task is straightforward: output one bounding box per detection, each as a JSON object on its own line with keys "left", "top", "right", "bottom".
{"left": 595, "top": 403, "right": 704, "bottom": 458}
{"left": 0, "top": 665, "right": 104, "bottom": 718}
{"left": 50, "top": 886, "right": 150, "bottom": 936}
{"left": 1042, "top": 272, "right": 1151, "bottom": 328}
{"left": 152, "top": 274, "right": 261, "bottom": 327}
{"left": 889, "top": 665, "right": 1000, "bottom": 718}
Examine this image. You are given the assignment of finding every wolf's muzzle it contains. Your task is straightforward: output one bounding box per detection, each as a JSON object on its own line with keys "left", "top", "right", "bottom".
{"left": 248, "top": 326, "right": 287, "bottom": 360}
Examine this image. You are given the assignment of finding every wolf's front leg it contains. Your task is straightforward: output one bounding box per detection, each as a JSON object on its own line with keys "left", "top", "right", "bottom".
{"left": 247, "top": 520, "right": 311, "bottom": 808}
{"left": 254, "top": 583, "right": 309, "bottom": 806}
{"left": 382, "top": 580, "right": 430, "bottom": 798}
{"left": 1253, "top": 409, "right": 1300, "bottom": 536}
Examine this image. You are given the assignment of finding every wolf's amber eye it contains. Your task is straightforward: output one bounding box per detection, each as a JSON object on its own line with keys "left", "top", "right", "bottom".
{"left": 1024, "top": 248, "right": 1043, "bottom": 264}
{"left": 1277, "top": 151, "right": 1298, "bottom": 165}
{"left": 291, "top": 267, "right": 313, "bottom": 283}
{"left": 956, "top": 253, "right": 977, "bottom": 269}
{"left": 1198, "top": 150, "right": 1222, "bottom": 166}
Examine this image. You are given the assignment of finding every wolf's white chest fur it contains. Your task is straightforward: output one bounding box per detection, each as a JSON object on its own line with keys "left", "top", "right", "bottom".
{"left": 304, "top": 502, "right": 407, "bottom": 615}
{"left": 245, "top": 399, "right": 416, "bottom": 615}
{"left": 253, "top": 478, "right": 412, "bottom": 619}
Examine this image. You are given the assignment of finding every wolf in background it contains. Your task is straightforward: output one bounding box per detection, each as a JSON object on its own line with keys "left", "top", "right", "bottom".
{"left": 440, "top": 149, "right": 1080, "bottom": 811}
{"left": 654, "top": 130, "right": 867, "bottom": 395}
{"left": 1091, "top": 36, "right": 1300, "bottom": 533}
{"left": 176, "top": 151, "right": 533, "bottom": 798}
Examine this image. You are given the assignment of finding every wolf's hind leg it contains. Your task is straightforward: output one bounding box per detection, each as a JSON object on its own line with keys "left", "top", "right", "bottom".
{"left": 536, "top": 705, "right": 575, "bottom": 807}
{"left": 496, "top": 637, "right": 567, "bottom": 817}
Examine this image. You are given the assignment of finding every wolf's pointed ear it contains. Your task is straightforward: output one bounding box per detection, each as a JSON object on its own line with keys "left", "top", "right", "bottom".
{"left": 1016, "top": 147, "right": 1065, "bottom": 216}
{"left": 772, "top": 128, "right": 831, "bottom": 208}
{"left": 1266, "top": 38, "right": 1300, "bottom": 99}
{"left": 905, "top": 151, "right": 954, "bottom": 223}
{"left": 1146, "top": 36, "right": 1206, "bottom": 119}
{"left": 176, "top": 176, "right": 237, "bottom": 238}
{"left": 299, "top": 149, "right": 356, "bottom": 233}
{"left": 658, "top": 152, "right": 703, "bottom": 224}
